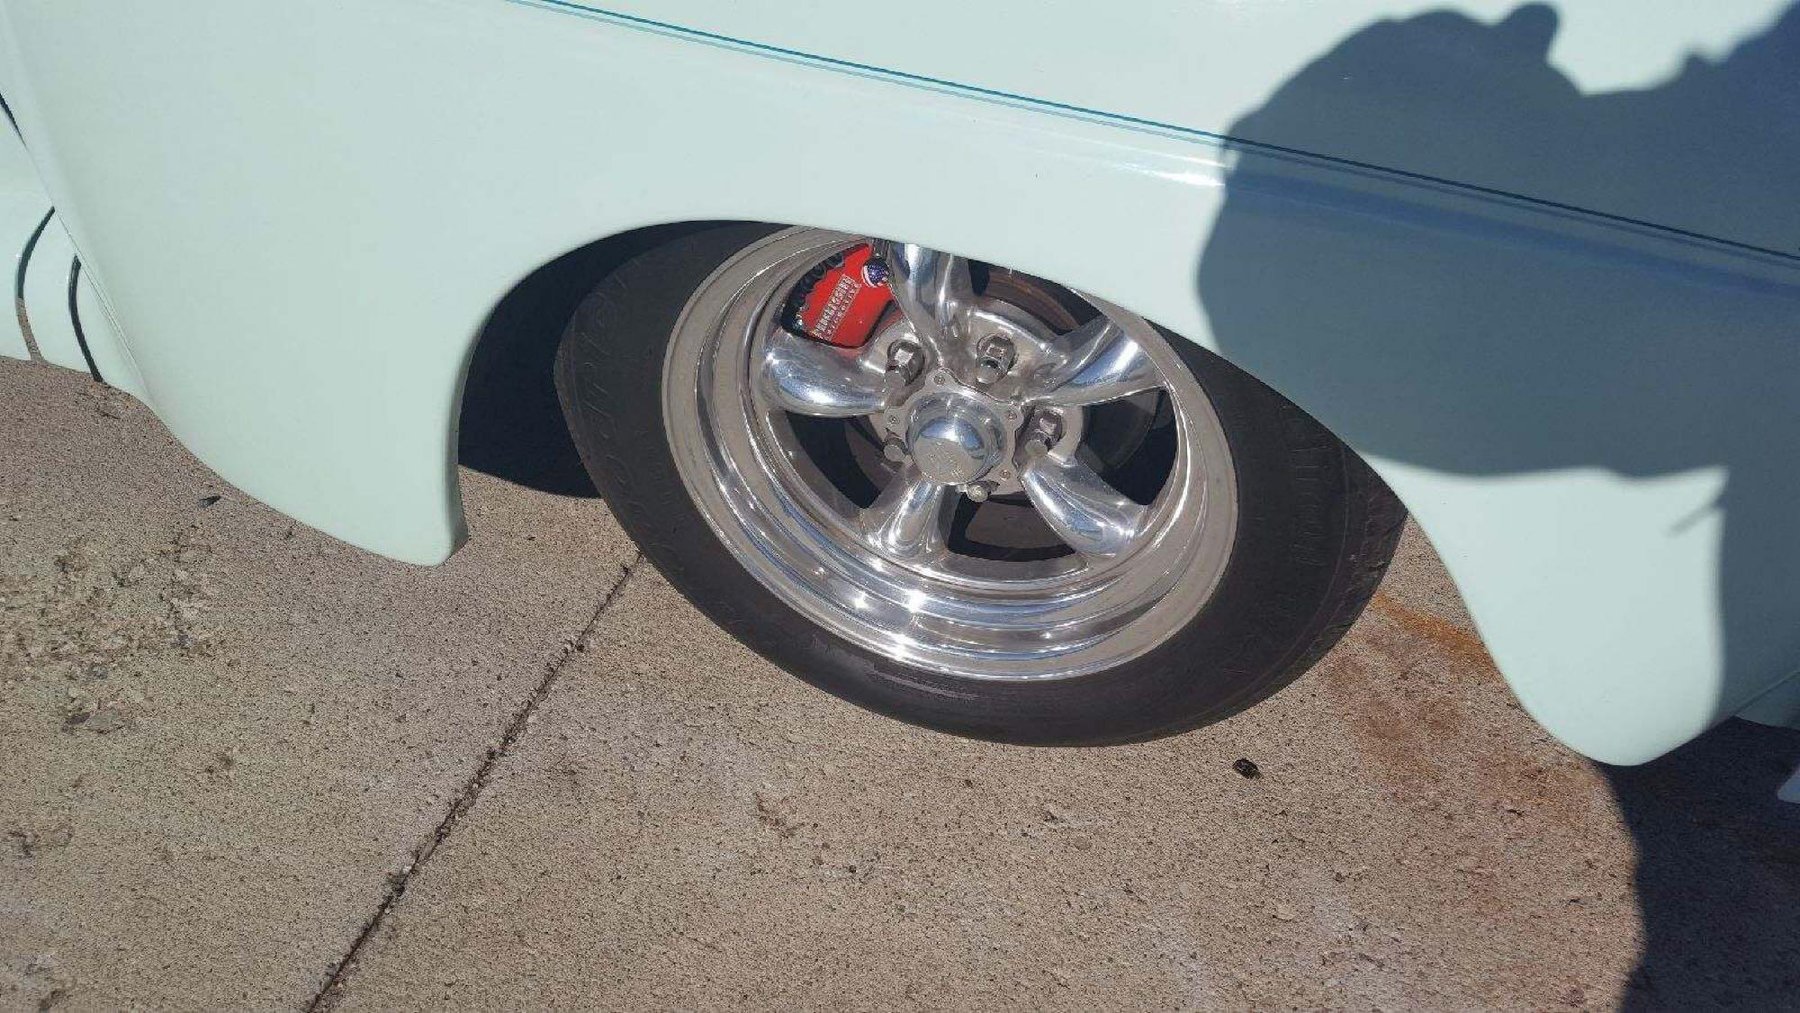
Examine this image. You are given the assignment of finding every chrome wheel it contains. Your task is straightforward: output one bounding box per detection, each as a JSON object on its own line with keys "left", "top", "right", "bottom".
{"left": 662, "top": 228, "right": 1237, "bottom": 681}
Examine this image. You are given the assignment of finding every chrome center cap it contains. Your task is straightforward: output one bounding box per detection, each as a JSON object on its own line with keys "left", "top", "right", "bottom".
{"left": 905, "top": 392, "right": 1007, "bottom": 485}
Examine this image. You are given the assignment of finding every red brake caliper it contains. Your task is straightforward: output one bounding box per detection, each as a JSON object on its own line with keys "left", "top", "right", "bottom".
{"left": 788, "top": 244, "right": 893, "bottom": 349}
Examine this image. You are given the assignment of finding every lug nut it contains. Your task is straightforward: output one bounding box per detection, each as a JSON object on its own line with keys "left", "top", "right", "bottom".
{"left": 1021, "top": 410, "right": 1065, "bottom": 458}
{"left": 887, "top": 340, "right": 923, "bottom": 380}
{"left": 973, "top": 335, "right": 1016, "bottom": 387}
{"left": 961, "top": 481, "right": 995, "bottom": 503}
{"left": 883, "top": 439, "right": 908, "bottom": 463}
{"left": 882, "top": 341, "right": 925, "bottom": 404}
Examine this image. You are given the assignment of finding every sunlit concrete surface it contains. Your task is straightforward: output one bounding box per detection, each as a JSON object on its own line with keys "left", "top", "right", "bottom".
{"left": 2, "top": 358, "right": 1795, "bottom": 1011}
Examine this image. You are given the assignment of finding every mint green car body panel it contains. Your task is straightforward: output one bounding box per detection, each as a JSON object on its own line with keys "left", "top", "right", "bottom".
{"left": 1, "top": 0, "right": 1796, "bottom": 764}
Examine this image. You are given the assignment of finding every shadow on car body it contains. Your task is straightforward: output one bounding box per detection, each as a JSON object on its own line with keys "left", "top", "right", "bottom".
{"left": 1199, "top": 3, "right": 1800, "bottom": 1004}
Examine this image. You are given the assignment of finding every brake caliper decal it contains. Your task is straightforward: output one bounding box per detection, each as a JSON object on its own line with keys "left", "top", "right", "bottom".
{"left": 787, "top": 244, "right": 892, "bottom": 348}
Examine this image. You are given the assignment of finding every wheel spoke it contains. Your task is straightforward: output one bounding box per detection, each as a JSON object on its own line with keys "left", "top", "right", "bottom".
{"left": 759, "top": 329, "right": 888, "bottom": 417}
{"left": 1027, "top": 316, "right": 1120, "bottom": 390}
{"left": 1032, "top": 320, "right": 1161, "bottom": 407}
{"left": 881, "top": 242, "right": 975, "bottom": 355}
{"left": 861, "top": 464, "right": 954, "bottom": 563}
{"left": 1020, "top": 452, "right": 1147, "bottom": 559}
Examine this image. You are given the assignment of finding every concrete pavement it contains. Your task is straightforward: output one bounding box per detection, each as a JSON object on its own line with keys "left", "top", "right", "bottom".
{"left": 3, "top": 357, "right": 1797, "bottom": 1011}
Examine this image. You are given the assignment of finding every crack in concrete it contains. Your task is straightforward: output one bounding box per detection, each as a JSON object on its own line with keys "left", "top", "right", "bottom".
{"left": 305, "top": 551, "right": 642, "bottom": 1012}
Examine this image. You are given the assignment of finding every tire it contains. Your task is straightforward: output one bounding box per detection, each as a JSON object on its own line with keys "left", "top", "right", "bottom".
{"left": 555, "top": 223, "right": 1404, "bottom": 745}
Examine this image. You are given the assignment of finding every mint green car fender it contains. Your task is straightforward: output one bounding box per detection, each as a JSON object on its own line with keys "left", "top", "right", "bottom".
{"left": 2, "top": 0, "right": 1796, "bottom": 764}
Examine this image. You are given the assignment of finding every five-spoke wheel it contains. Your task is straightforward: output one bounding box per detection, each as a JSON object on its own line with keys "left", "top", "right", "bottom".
{"left": 666, "top": 230, "right": 1238, "bottom": 680}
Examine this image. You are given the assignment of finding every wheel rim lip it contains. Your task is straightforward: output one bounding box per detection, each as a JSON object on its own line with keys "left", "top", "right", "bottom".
{"left": 663, "top": 228, "right": 1239, "bottom": 682}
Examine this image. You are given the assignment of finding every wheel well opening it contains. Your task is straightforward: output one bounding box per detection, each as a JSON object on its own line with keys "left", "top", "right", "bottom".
{"left": 456, "top": 221, "right": 728, "bottom": 498}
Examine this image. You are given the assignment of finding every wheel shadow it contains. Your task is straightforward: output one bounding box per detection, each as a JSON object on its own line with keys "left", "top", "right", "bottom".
{"left": 1196, "top": 3, "right": 1800, "bottom": 1005}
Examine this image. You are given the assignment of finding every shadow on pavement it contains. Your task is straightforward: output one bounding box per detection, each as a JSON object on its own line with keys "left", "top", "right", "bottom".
{"left": 1605, "top": 720, "right": 1800, "bottom": 1008}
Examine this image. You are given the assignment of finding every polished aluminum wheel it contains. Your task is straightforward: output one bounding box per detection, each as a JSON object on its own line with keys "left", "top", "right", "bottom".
{"left": 663, "top": 229, "right": 1237, "bottom": 680}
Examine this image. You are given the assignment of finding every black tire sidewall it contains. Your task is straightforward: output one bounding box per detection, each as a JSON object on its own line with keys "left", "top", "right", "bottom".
{"left": 556, "top": 223, "right": 1389, "bottom": 746}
